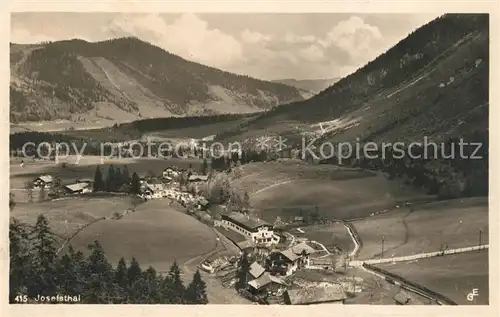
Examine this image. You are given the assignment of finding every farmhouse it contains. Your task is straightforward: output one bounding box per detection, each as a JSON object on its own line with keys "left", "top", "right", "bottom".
{"left": 266, "top": 249, "right": 301, "bottom": 276}
{"left": 33, "top": 175, "right": 53, "bottom": 188}
{"left": 247, "top": 272, "right": 286, "bottom": 297}
{"left": 220, "top": 212, "right": 280, "bottom": 246}
{"left": 266, "top": 243, "right": 314, "bottom": 276}
{"left": 188, "top": 174, "right": 209, "bottom": 182}
{"left": 283, "top": 285, "right": 347, "bottom": 305}
{"left": 63, "top": 182, "right": 93, "bottom": 195}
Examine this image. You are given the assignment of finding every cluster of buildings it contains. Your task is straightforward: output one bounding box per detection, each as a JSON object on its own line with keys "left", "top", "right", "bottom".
{"left": 31, "top": 165, "right": 211, "bottom": 208}
{"left": 33, "top": 175, "right": 94, "bottom": 195}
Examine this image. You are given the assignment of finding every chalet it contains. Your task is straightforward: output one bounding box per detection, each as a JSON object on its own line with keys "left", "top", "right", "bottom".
{"left": 290, "top": 242, "right": 316, "bottom": 267}
{"left": 220, "top": 212, "right": 280, "bottom": 246}
{"left": 393, "top": 291, "right": 411, "bottom": 305}
{"left": 284, "top": 285, "right": 347, "bottom": 305}
{"left": 63, "top": 182, "right": 93, "bottom": 195}
{"left": 33, "top": 175, "right": 53, "bottom": 188}
{"left": 267, "top": 249, "right": 301, "bottom": 276}
{"left": 188, "top": 174, "right": 209, "bottom": 182}
{"left": 266, "top": 243, "right": 314, "bottom": 276}
{"left": 247, "top": 272, "right": 286, "bottom": 297}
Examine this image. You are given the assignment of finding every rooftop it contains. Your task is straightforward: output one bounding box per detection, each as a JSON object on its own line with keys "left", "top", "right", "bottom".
{"left": 285, "top": 284, "right": 347, "bottom": 305}
{"left": 35, "top": 175, "right": 53, "bottom": 183}
{"left": 279, "top": 248, "right": 300, "bottom": 262}
{"left": 248, "top": 272, "right": 285, "bottom": 290}
{"left": 249, "top": 261, "right": 266, "bottom": 279}
{"left": 223, "top": 212, "right": 271, "bottom": 230}
{"left": 291, "top": 242, "right": 316, "bottom": 255}
{"left": 64, "top": 183, "right": 90, "bottom": 192}
{"left": 188, "top": 174, "right": 209, "bottom": 181}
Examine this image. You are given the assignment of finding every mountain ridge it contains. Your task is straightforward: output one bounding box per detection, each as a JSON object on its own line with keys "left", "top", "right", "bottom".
{"left": 10, "top": 37, "right": 304, "bottom": 128}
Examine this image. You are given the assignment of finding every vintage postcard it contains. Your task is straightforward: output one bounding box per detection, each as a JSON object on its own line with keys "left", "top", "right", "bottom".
{"left": 3, "top": 0, "right": 499, "bottom": 316}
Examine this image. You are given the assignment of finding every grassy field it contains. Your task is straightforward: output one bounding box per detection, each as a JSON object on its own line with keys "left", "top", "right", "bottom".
{"left": 352, "top": 197, "right": 489, "bottom": 260}
{"left": 60, "top": 199, "right": 217, "bottom": 272}
{"left": 300, "top": 223, "right": 355, "bottom": 254}
{"left": 231, "top": 160, "right": 423, "bottom": 223}
{"left": 10, "top": 196, "right": 137, "bottom": 239}
{"left": 376, "top": 250, "right": 489, "bottom": 305}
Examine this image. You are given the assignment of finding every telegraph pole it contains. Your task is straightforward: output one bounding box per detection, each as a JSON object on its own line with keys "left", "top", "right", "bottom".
{"left": 479, "top": 229, "right": 483, "bottom": 250}
{"left": 381, "top": 236, "right": 385, "bottom": 258}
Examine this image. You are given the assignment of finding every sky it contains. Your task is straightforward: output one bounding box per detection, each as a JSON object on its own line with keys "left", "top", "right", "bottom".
{"left": 11, "top": 13, "right": 440, "bottom": 80}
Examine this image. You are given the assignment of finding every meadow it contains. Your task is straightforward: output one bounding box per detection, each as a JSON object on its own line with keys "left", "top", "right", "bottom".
{"left": 376, "top": 250, "right": 489, "bottom": 305}
{"left": 231, "top": 160, "right": 424, "bottom": 223}
{"left": 352, "top": 197, "right": 488, "bottom": 260}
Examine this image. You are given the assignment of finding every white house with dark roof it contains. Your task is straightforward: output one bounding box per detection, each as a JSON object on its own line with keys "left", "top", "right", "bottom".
{"left": 33, "top": 175, "right": 53, "bottom": 188}
{"left": 266, "top": 242, "right": 316, "bottom": 276}
{"left": 220, "top": 212, "right": 280, "bottom": 246}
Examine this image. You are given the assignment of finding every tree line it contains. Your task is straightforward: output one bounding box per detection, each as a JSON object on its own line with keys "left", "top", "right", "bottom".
{"left": 10, "top": 215, "right": 208, "bottom": 304}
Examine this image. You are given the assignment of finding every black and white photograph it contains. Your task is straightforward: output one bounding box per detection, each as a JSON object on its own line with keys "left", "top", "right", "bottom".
{"left": 6, "top": 7, "right": 493, "bottom": 308}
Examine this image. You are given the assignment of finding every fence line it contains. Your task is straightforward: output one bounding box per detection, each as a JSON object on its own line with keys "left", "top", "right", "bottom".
{"left": 362, "top": 263, "right": 458, "bottom": 305}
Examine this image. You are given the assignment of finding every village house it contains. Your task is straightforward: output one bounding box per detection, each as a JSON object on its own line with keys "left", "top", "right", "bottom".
{"left": 63, "top": 182, "right": 93, "bottom": 195}
{"left": 33, "top": 175, "right": 53, "bottom": 188}
{"left": 266, "top": 242, "right": 315, "bottom": 276}
{"left": 220, "top": 212, "right": 280, "bottom": 246}
{"left": 247, "top": 272, "right": 286, "bottom": 297}
{"left": 188, "top": 174, "right": 209, "bottom": 183}
{"left": 283, "top": 284, "right": 348, "bottom": 305}
{"left": 266, "top": 249, "right": 301, "bottom": 276}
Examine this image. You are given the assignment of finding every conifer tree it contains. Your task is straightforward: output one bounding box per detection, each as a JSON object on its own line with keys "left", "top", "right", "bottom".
{"left": 93, "top": 166, "right": 104, "bottom": 191}
{"left": 122, "top": 165, "right": 131, "bottom": 184}
{"left": 127, "top": 257, "right": 142, "bottom": 286}
{"left": 130, "top": 172, "right": 141, "bottom": 195}
{"left": 236, "top": 252, "right": 250, "bottom": 290}
{"left": 164, "top": 261, "right": 185, "bottom": 304}
{"left": 186, "top": 270, "right": 208, "bottom": 304}
{"left": 9, "top": 219, "right": 30, "bottom": 302}
{"left": 201, "top": 159, "right": 208, "bottom": 175}
{"left": 82, "top": 240, "right": 114, "bottom": 303}
{"left": 106, "top": 165, "right": 116, "bottom": 192}
{"left": 115, "top": 257, "right": 129, "bottom": 289}
{"left": 27, "top": 214, "right": 58, "bottom": 297}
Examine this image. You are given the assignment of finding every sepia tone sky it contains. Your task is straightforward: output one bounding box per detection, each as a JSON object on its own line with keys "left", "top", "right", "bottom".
{"left": 11, "top": 13, "right": 440, "bottom": 80}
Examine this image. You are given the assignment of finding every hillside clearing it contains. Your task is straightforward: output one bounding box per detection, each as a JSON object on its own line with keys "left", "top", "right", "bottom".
{"left": 376, "top": 250, "right": 489, "bottom": 305}
{"left": 352, "top": 197, "right": 488, "bottom": 260}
